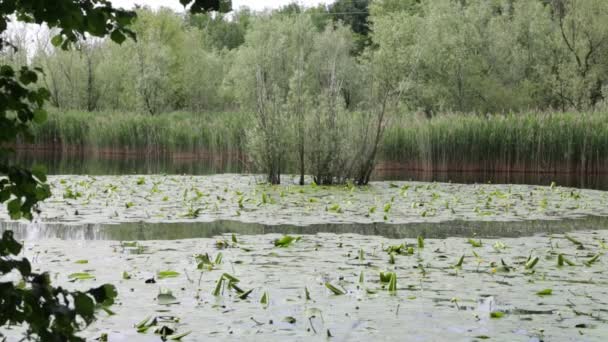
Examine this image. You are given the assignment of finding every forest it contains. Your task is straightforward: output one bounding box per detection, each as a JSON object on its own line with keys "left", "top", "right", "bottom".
{"left": 3, "top": 0, "right": 608, "bottom": 183}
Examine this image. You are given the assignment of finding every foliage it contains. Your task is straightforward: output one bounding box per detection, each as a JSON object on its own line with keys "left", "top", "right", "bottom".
{"left": 0, "top": 230, "right": 117, "bottom": 341}
{"left": 1, "top": 0, "right": 228, "bottom": 339}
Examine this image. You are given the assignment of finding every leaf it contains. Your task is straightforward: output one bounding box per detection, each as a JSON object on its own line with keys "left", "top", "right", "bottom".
{"left": 157, "top": 270, "right": 180, "bottom": 279}
{"left": 51, "top": 34, "right": 63, "bottom": 47}
{"left": 283, "top": 316, "right": 297, "bottom": 324}
{"left": 260, "top": 291, "right": 269, "bottom": 305}
{"left": 490, "top": 311, "right": 505, "bottom": 318}
{"left": 305, "top": 286, "right": 311, "bottom": 301}
{"left": 467, "top": 239, "right": 482, "bottom": 247}
{"left": 110, "top": 29, "right": 126, "bottom": 44}
{"left": 68, "top": 272, "right": 95, "bottom": 280}
{"left": 585, "top": 253, "right": 602, "bottom": 266}
{"left": 74, "top": 260, "right": 88, "bottom": 264}
{"left": 325, "top": 282, "right": 345, "bottom": 295}
{"left": 169, "top": 331, "right": 192, "bottom": 340}
{"left": 525, "top": 256, "right": 539, "bottom": 269}
{"left": 33, "top": 108, "right": 47, "bottom": 124}
{"left": 536, "top": 288, "right": 552, "bottom": 296}
{"left": 238, "top": 289, "right": 253, "bottom": 300}
{"left": 212, "top": 277, "right": 224, "bottom": 296}
{"left": 274, "top": 235, "right": 300, "bottom": 247}
{"left": 455, "top": 254, "right": 465, "bottom": 267}
{"left": 388, "top": 272, "right": 397, "bottom": 292}
{"left": 417, "top": 235, "right": 424, "bottom": 248}
{"left": 74, "top": 293, "right": 95, "bottom": 322}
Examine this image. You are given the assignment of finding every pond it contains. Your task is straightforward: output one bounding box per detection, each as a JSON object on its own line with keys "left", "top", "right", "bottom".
{"left": 11, "top": 150, "right": 608, "bottom": 190}
{"left": 1, "top": 175, "right": 607, "bottom": 341}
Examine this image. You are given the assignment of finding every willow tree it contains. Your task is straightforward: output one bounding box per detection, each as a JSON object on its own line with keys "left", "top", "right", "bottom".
{"left": 306, "top": 24, "right": 355, "bottom": 184}
{"left": 230, "top": 15, "right": 317, "bottom": 184}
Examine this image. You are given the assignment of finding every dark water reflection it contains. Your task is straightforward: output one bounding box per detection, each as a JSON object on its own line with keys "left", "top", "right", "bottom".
{"left": 3, "top": 216, "right": 608, "bottom": 241}
{"left": 11, "top": 151, "right": 608, "bottom": 190}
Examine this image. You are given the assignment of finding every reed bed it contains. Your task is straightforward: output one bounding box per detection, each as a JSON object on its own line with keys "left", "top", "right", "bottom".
{"left": 383, "top": 111, "right": 608, "bottom": 173}
{"left": 24, "top": 110, "right": 608, "bottom": 174}
{"left": 28, "top": 110, "right": 248, "bottom": 155}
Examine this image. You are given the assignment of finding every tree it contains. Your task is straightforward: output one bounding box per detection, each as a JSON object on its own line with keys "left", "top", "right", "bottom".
{"left": 1, "top": 0, "right": 228, "bottom": 339}
{"left": 329, "top": 0, "right": 370, "bottom": 53}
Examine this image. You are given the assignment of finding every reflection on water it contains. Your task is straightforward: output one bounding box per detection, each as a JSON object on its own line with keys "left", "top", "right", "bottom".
{"left": 11, "top": 150, "right": 608, "bottom": 190}
{"left": 3, "top": 216, "right": 608, "bottom": 241}
{"left": 379, "top": 169, "right": 608, "bottom": 191}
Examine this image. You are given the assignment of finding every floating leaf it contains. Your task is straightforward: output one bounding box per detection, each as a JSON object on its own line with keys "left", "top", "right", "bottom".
{"left": 68, "top": 272, "right": 95, "bottom": 281}
{"left": 557, "top": 254, "right": 576, "bottom": 266}
{"left": 169, "top": 331, "right": 192, "bottom": 340}
{"left": 525, "top": 256, "right": 539, "bottom": 269}
{"left": 417, "top": 235, "right": 424, "bottom": 248}
{"left": 388, "top": 272, "right": 397, "bottom": 292}
{"left": 490, "top": 311, "right": 505, "bottom": 318}
{"left": 260, "top": 291, "right": 269, "bottom": 305}
{"left": 283, "top": 316, "right": 296, "bottom": 324}
{"left": 274, "top": 235, "right": 300, "bottom": 247}
{"left": 238, "top": 289, "right": 253, "bottom": 300}
{"left": 455, "top": 254, "right": 465, "bottom": 267}
{"left": 74, "top": 260, "right": 88, "bottom": 264}
{"left": 536, "top": 288, "right": 553, "bottom": 296}
{"left": 585, "top": 253, "right": 602, "bottom": 266}
{"left": 467, "top": 239, "right": 482, "bottom": 247}
{"left": 325, "top": 282, "right": 346, "bottom": 295}
{"left": 157, "top": 270, "right": 180, "bottom": 279}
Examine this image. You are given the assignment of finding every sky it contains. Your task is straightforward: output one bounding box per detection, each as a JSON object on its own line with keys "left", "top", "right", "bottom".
{"left": 111, "top": 0, "right": 335, "bottom": 12}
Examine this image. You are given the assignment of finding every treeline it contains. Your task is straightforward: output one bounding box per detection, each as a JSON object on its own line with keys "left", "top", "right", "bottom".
{"left": 3, "top": 0, "right": 608, "bottom": 183}
{"left": 2, "top": 0, "right": 605, "bottom": 114}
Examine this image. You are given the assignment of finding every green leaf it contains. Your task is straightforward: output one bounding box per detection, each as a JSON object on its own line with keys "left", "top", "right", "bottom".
{"left": 110, "top": 30, "right": 126, "bottom": 44}
{"left": 7, "top": 198, "right": 22, "bottom": 219}
{"left": 69, "top": 272, "right": 95, "bottom": 280}
{"left": 157, "top": 270, "right": 180, "bottom": 279}
{"left": 490, "top": 311, "right": 505, "bottom": 319}
{"left": 325, "top": 282, "right": 345, "bottom": 295}
{"left": 74, "top": 293, "right": 95, "bottom": 321}
{"left": 525, "top": 256, "right": 539, "bottom": 269}
{"left": 51, "top": 35, "right": 64, "bottom": 47}
{"left": 417, "top": 235, "right": 424, "bottom": 248}
{"left": 467, "top": 239, "right": 482, "bottom": 247}
{"left": 169, "top": 331, "right": 192, "bottom": 340}
{"left": 274, "top": 235, "right": 300, "bottom": 247}
{"left": 260, "top": 290, "right": 269, "bottom": 305}
{"left": 283, "top": 316, "right": 296, "bottom": 324}
{"left": 388, "top": 272, "right": 397, "bottom": 292}
{"left": 536, "top": 288, "right": 552, "bottom": 296}
{"left": 33, "top": 109, "right": 47, "bottom": 124}
{"left": 455, "top": 254, "right": 465, "bottom": 267}
{"left": 31, "top": 164, "right": 47, "bottom": 182}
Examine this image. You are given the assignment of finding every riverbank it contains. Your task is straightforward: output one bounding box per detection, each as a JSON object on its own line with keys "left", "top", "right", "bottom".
{"left": 18, "top": 110, "right": 608, "bottom": 175}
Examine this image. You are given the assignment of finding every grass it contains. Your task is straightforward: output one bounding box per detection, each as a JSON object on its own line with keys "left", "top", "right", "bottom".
{"left": 383, "top": 111, "right": 608, "bottom": 174}
{"left": 22, "top": 109, "right": 608, "bottom": 174}
{"left": 27, "top": 110, "right": 248, "bottom": 155}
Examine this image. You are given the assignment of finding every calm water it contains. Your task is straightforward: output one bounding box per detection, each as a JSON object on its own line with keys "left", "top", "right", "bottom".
{"left": 11, "top": 151, "right": 608, "bottom": 190}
